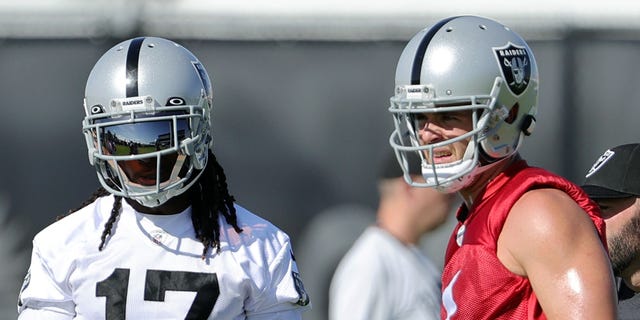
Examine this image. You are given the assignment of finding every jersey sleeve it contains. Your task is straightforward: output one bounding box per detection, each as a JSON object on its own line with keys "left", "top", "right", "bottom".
{"left": 17, "top": 243, "right": 76, "bottom": 318}
{"left": 244, "top": 233, "right": 310, "bottom": 319}
{"left": 18, "top": 307, "right": 74, "bottom": 320}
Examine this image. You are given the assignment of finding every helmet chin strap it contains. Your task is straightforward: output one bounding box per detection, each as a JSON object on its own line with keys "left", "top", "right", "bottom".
{"left": 423, "top": 158, "right": 475, "bottom": 193}
{"left": 421, "top": 139, "right": 479, "bottom": 193}
{"left": 101, "top": 154, "right": 199, "bottom": 208}
{"left": 129, "top": 167, "right": 205, "bottom": 208}
{"left": 420, "top": 136, "right": 513, "bottom": 193}
{"left": 124, "top": 159, "right": 184, "bottom": 208}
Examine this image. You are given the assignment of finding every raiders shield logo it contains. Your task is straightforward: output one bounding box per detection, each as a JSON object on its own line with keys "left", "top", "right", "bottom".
{"left": 493, "top": 42, "right": 531, "bottom": 96}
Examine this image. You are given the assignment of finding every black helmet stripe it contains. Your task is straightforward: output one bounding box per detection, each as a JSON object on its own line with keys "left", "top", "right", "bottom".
{"left": 126, "top": 37, "right": 145, "bottom": 97}
{"left": 411, "top": 16, "right": 459, "bottom": 85}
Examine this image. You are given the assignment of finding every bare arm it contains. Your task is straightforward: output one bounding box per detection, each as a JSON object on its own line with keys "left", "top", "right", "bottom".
{"left": 497, "top": 188, "right": 617, "bottom": 319}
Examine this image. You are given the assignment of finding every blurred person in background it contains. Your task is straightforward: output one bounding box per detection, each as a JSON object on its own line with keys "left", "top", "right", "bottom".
{"left": 328, "top": 151, "right": 455, "bottom": 320}
{"left": 296, "top": 202, "right": 375, "bottom": 320}
{"left": 17, "top": 37, "right": 309, "bottom": 319}
{"left": 388, "top": 15, "right": 617, "bottom": 319}
{"left": 582, "top": 143, "right": 640, "bottom": 319}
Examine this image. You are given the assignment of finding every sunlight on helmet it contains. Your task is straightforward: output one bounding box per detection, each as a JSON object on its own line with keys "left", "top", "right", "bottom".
{"left": 113, "top": 66, "right": 127, "bottom": 91}
{"left": 427, "top": 46, "right": 455, "bottom": 76}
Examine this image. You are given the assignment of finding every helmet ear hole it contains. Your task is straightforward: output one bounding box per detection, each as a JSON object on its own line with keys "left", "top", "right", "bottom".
{"left": 521, "top": 115, "right": 536, "bottom": 136}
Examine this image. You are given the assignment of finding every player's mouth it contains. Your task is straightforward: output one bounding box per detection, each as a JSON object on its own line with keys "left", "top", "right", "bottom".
{"left": 431, "top": 149, "right": 455, "bottom": 164}
{"left": 131, "top": 174, "right": 158, "bottom": 186}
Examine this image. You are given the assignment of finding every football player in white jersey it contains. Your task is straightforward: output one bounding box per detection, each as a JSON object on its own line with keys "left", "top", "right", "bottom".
{"left": 17, "top": 37, "right": 310, "bottom": 320}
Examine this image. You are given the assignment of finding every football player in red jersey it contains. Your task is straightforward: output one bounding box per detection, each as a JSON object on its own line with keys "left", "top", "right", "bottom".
{"left": 388, "top": 15, "right": 616, "bottom": 319}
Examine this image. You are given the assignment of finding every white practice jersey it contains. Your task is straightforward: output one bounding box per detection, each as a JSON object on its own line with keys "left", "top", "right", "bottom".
{"left": 329, "top": 226, "right": 440, "bottom": 320}
{"left": 17, "top": 195, "right": 310, "bottom": 320}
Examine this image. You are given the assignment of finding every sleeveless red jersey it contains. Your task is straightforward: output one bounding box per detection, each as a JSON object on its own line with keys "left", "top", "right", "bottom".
{"left": 440, "top": 160, "right": 605, "bottom": 320}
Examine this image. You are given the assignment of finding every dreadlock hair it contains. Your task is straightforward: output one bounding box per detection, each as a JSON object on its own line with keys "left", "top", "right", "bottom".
{"left": 190, "top": 151, "right": 243, "bottom": 258}
{"left": 66, "top": 150, "right": 242, "bottom": 259}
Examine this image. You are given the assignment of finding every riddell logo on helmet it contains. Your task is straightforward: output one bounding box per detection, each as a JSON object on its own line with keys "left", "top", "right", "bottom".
{"left": 493, "top": 42, "right": 531, "bottom": 96}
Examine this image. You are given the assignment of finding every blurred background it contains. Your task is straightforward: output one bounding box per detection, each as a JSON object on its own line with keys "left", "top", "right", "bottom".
{"left": 2, "top": 0, "right": 640, "bottom": 318}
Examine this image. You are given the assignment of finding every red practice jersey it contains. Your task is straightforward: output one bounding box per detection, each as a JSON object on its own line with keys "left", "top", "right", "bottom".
{"left": 440, "top": 160, "right": 605, "bottom": 320}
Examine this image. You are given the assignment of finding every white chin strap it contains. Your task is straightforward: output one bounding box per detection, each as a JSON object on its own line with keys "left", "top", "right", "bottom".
{"left": 100, "top": 155, "right": 201, "bottom": 208}
{"left": 124, "top": 167, "right": 204, "bottom": 208}
{"left": 420, "top": 138, "right": 479, "bottom": 193}
{"left": 423, "top": 153, "right": 512, "bottom": 193}
{"left": 422, "top": 158, "right": 477, "bottom": 193}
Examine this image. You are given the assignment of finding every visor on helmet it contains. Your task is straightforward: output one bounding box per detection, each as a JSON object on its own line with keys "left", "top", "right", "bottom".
{"left": 86, "top": 107, "right": 197, "bottom": 158}
{"left": 98, "top": 118, "right": 190, "bottom": 157}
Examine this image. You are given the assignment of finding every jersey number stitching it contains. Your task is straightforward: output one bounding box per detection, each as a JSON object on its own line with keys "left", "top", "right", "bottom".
{"left": 442, "top": 270, "right": 461, "bottom": 320}
{"left": 96, "top": 268, "right": 220, "bottom": 320}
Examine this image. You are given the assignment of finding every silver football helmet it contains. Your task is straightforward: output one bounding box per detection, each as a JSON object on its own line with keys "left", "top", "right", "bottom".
{"left": 389, "top": 15, "right": 538, "bottom": 192}
{"left": 82, "top": 37, "right": 213, "bottom": 207}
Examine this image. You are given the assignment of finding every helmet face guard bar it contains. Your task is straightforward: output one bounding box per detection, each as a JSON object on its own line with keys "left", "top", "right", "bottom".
{"left": 388, "top": 80, "right": 501, "bottom": 189}
{"left": 82, "top": 98, "right": 209, "bottom": 207}
{"left": 88, "top": 110, "right": 195, "bottom": 158}
{"left": 389, "top": 112, "right": 482, "bottom": 188}
{"left": 95, "top": 154, "right": 189, "bottom": 199}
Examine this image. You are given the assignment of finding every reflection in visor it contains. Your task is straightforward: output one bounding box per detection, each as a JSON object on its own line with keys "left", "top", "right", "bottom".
{"left": 100, "top": 120, "right": 189, "bottom": 156}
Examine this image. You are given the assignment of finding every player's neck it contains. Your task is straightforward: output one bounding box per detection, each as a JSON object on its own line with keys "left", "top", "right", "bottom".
{"left": 459, "top": 154, "right": 519, "bottom": 208}
{"left": 125, "top": 191, "right": 191, "bottom": 215}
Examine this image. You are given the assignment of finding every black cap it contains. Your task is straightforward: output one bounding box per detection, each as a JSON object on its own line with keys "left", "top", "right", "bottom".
{"left": 380, "top": 151, "right": 421, "bottom": 179}
{"left": 582, "top": 143, "right": 640, "bottom": 199}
